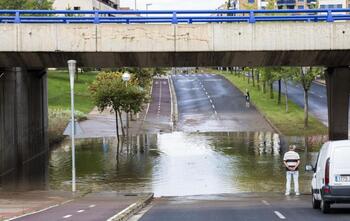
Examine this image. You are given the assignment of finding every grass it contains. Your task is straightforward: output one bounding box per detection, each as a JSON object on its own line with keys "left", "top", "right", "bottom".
{"left": 48, "top": 70, "right": 98, "bottom": 113}
{"left": 218, "top": 71, "right": 327, "bottom": 136}
{"left": 47, "top": 70, "right": 97, "bottom": 145}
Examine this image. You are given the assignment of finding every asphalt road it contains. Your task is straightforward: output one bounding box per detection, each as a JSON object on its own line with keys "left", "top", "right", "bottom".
{"left": 274, "top": 81, "right": 350, "bottom": 129}
{"left": 143, "top": 78, "right": 172, "bottom": 132}
{"left": 172, "top": 73, "right": 273, "bottom": 132}
{"left": 136, "top": 193, "right": 350, "bottom": 221}
{"left": 12, "top": 192, "right": 141, "bottom": 221}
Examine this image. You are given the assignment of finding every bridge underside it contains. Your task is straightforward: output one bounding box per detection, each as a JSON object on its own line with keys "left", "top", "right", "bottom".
{"left": 0, "top": 51, "right": 350, "bottom": 68}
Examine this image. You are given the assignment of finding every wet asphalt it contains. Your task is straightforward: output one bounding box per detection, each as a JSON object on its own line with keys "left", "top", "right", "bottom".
{"left": 137, "top": 194, "right": 350, "bottom": 221}
{"left": 172, "top": 73, "right": 273, "bottom": 132}
{"left": 274, "top": 81, "right": 350, "bottom": 129}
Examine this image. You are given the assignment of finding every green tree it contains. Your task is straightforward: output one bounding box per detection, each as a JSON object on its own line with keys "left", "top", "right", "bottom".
{"left": 89, "top": 72, "right": 148, "bottom": 140}
{"left": 292, "top": 67, "right": 323, "bottom": 128}
{"left": 0, "top": 0, "right": 52, "bottom": 9}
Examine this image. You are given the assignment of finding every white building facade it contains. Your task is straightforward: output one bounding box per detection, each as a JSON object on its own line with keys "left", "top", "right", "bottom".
{"left": 53, "top": 0, "right": 120, "bottom": 10}
{"left": 318, "top": 0, "right": 348, "bottom": 9}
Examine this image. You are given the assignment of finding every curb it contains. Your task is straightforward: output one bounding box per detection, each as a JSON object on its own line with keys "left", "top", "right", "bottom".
{"left": 168, "top": 75, "right": 178, "bottom": 131}
{"left": 107, "top": 193, "right": 154, "bottom": 221}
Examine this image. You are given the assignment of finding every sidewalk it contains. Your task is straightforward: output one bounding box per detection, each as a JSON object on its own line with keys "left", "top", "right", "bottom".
{"left": 77, "top": 105, "right": 148, "bottom": 138}
{"left": 1, "top": 191, "right": 153, "bottom": 221}
{"left": 0, "top": 191, "right": 75, "bottom": 220}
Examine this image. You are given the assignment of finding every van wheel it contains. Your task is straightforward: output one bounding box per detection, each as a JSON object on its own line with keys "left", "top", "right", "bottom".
{"left": 312, "top": 195, "right": 320, "bottom": 209}
{"left": 320, "top": 199, "right": 330, "bottom": 213}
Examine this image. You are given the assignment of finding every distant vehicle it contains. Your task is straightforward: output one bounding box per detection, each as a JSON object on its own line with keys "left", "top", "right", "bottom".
{"left": 306, "top": 140, "right": 350, "bottom": 213}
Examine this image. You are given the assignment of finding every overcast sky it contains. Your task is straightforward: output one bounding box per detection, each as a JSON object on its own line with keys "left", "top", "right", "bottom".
{"left": 120, "top": 0, "right": 225, "bottom": 10}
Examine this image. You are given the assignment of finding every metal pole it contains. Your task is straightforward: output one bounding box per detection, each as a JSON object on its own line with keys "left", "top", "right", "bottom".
{"left": 68, "top": 60, "right": 76, "bottom": 193}
{"left": 135, "top": 0, "right": 137, "bottom": 10}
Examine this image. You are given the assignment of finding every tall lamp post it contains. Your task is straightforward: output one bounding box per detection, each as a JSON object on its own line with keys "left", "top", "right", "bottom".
{"left": 122, "top": 72, "right": 131, "bottom": 137}
{"left": 146, "top": 3, "right": 152, "bottom": 17}
{"left": 68, "top": 60, "right": 77, "bottom": 193}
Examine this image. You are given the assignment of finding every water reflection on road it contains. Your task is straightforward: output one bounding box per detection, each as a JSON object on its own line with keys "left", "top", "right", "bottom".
{"left": 49, "top": 132, "right": 324, "bottom": 197}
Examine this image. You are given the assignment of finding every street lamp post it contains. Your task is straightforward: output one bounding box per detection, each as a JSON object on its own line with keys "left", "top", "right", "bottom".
{"left": 67, "top": 60, "right": 77, "bottom": 193}
{"left": 146, "top": 3, "right": 152, "bottom": 16}
{"left": 122, "top": 72, "right": 131, "bottom": 137}
{"left": 134, "top": 0, "right": 137, "bottom": 10}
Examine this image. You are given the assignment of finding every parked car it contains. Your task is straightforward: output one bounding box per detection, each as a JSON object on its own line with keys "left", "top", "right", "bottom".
{"left": 305, "top": 140, "right": 350, "bottom": 213}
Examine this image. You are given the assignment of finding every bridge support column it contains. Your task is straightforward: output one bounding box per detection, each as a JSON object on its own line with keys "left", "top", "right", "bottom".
{"left": 326, "top": 67, "right": 350, "bottom": 141}
{"left": 0, "top": 67, "right": 48, "bottom": 189}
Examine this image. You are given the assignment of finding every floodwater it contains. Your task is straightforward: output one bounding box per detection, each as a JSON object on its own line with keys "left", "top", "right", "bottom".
{"left": 48, "top": 132, "right": 326, "bottom": 197}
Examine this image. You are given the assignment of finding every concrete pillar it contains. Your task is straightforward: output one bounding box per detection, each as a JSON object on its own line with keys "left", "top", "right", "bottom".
{"left": 0, "top": 67, "right": 48, "bottom": 190}
{"left": 326, "top": 67, "right": 350, "bottom": 141}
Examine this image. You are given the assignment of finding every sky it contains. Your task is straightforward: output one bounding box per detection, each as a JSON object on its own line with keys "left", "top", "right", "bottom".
{"left": 120, "top": 0, "right": 225, "bottom": 10}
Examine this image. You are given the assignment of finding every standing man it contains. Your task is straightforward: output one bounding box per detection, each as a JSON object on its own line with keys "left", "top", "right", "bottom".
{"left": 283, "top": 144, "right": 300, "bottom": 196}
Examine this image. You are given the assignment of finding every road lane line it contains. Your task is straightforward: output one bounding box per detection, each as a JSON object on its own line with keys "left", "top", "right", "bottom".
{"left": 77, "top": 210, "right": 85, "bottom": 213}
{"left": 212, "top": 105, "right": 215, "bottom": 109}
{"left": 89, "top": 204, "right": 96, "bottom": 208}
{"left": 63, "top": 214, "right": 72, "bottom": 219}
{"left": 209, "top": 99, "right": 213, "bottom": 104}
{"left": 261, "top": 200, "right": 270, "bottom": 206}
{"left": 214, "top": 111, "right": 218, "bottom": 115}
{"left": 5, "top": 199, "right": 74, "bottom": 221}
{"left": 274, "top": 211, "right": 286, "bottom": 219}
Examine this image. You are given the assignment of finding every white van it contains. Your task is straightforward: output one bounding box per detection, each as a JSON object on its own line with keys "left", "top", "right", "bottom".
{"left": 306, "top": 140, "right": 350, "bottom": 213}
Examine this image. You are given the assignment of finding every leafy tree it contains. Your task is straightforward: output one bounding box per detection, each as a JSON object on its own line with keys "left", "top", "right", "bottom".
{"left": 260, "top": 67, "right": 278, "bottom": 99}
{"left": 292, "top": 67, "right": 323, "bottom": 128}
{"left": 89, "top": 72, "right": 148, "bottom": 140}
{"left": 0, "top": 0, "right": 52, "bottom": 9}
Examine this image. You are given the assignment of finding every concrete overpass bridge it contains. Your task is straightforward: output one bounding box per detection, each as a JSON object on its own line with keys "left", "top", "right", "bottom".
{"left": 0, "top": 9, "right": 350, "bottom": 183}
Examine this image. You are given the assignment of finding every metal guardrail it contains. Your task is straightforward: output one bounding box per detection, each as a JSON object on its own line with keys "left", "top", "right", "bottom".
{"left": 0, "top": 9, "right": 349, "bottom": 24}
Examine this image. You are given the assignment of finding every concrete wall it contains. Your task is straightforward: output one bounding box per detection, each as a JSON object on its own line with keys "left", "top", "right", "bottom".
{"left": 0, "top": 22, "right": 350, "bottom": 68}
{"left": 0, "top": 68, "right": 48, "bottom": 190}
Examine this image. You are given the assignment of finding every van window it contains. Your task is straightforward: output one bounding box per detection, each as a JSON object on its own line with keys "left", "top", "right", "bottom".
{"left": 333, "top": 147, "right": 350, "bottom": 169}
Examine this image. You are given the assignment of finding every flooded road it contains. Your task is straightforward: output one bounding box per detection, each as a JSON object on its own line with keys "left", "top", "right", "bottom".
{"left": 48, "top": 132, "right": 325, "bottom": 197}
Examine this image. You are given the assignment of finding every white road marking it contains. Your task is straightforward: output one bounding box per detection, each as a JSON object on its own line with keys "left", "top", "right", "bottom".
{"left": 205, "top": 91, "right": 208, "bottom": 95}
{"left": 89, "top": 204, "right": 96, "bottom": 208}
{"left": 209, "top": 99, "right": 213, "bottom": 104}
{"left": 214, "top": 111, "right": 218, "bottom": 115}
{"left": 5, "top": 199, "right": 74, "bottom": 221}
{"left": 212, "top": 104, "right": 215, "bottom": 109}
{"left": 77, "top": 210, "right": 85, "bottom": 213}
{"left": 262, "top": 200, "right": 270, "bottom": 206}
{"left": 274, "top": 211, "right": 286, "bottom": 219}
{"left": 63, "top": 214, "right": 72, "bottom": 219}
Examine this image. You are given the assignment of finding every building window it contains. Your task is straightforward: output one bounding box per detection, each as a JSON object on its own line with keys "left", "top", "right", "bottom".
{"left": 298, "top": 5, "right": 304, "bottom": 9}
{"left": 248, "top": 0, "right": 255, "bottom": 3}
{"left": 73, "top": 6, "right": 81, "bottom": 10}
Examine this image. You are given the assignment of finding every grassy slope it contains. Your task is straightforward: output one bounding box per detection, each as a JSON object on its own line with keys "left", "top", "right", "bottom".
{"left": 48, "top": 70, "right": 97, "bottom": 113}
{"left": 220, "top": 72, "right": 327, "bottom": 136}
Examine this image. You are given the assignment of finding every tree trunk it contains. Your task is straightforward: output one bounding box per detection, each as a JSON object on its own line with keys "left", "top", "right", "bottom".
{"left": 278, "top": 79, "right": 281, "bottom": 105}
{"left": 252, "top": 69, "right": 255, "bottom": 87}
{"left": 256, "top": 71, "right": 260, "bottom": 90}
{"left": 247, "top": 72, "right": 250, "bottom": 84}
{"left": 270, "top": 82, "right": 274, "bottom": 99}
{"left": 115, "top": 112, "right": 120, "bottom": 142}
{"left": 284, "top": 80, "right": 289, "bottom": 112}
{"left": 262, "top": 81, "right": 266, "bottom": 93}
{"left": 118, "top": 110, "right": 125, "bottom": 136}
{"left": 304, "top": 90, "right": 309, "bottom": 128}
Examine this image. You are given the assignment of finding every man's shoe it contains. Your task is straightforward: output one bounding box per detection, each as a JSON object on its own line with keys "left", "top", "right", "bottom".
{"left": 296, "top": 192, "right": 300, "bottom": 196}
{"left": 285, "top": 192, "right": 290, "bottom": 196}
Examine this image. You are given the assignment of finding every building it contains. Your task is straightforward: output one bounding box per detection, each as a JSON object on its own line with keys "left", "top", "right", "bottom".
{"left": 218, "top": 0, "right": 268, "bottom": 10}
{"left": 53, "top": 0, "right": 120, "bottom": 11}
{"left": 276, "top": 0, "right": 316, "bottom": 9}
{"left": 318, "top": 0, "right": 348, "bottom": 9}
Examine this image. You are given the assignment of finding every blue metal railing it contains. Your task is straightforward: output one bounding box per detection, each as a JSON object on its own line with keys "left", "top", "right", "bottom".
{"left": 0, "top": 9, "right": 349, "bottom": 24}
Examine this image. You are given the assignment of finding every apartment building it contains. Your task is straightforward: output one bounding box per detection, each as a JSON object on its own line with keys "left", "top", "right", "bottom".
{"left": 276, "top": 0, "right": 316, "bottom": 9}
{"left": 53, "top": 0, "right": 120, "bottom": 10}
{"left": 318, "top": 0, "right": 348, "bottom": 9}
{"left": 218, "top": 0, "right": 268, "bottom": 10}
